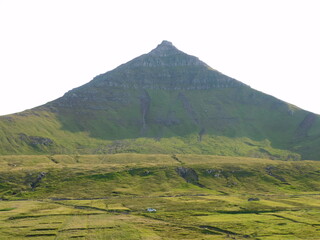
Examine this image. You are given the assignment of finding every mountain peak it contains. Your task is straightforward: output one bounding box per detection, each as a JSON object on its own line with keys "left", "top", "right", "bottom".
{"left": 149, "top": 40, "right": 180, "bottom": 56}
{"left": 159, "top": 40, "right": 173, "bottom": 46}
{"left": 140, "top": 40, "right": 208, "bottom": 68}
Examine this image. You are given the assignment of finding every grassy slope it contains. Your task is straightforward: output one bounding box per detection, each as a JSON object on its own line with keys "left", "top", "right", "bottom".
{"left": 1, "top": 154, "right": 319, "bottom": 200}
{"left": 0, "top": 154, "right": 320, "bottom": 239}
{"left": 0, "top": 86, "right": 317, "bottom": 159}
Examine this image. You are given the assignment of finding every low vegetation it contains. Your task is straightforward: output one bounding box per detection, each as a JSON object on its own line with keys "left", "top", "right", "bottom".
{"left": 0, "top": 154, "right": 320, "bottom": 239}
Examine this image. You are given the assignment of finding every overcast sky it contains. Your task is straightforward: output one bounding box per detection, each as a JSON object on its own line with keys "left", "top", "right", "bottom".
{"left": 1, "top": 0, "right": 319, "bottom": 116}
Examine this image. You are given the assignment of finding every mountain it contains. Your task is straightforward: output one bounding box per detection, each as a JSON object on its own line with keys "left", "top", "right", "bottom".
{"left": 1, "top": 40, "right": 320, "bottom": 159}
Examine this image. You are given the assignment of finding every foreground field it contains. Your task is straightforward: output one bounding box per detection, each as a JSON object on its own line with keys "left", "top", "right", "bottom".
{"left": 0, "top": 154, "right": 320, "bottom": 239}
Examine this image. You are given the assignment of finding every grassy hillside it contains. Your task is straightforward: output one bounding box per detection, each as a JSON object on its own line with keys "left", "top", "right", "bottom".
{"left": 0, "top": 87, "right": 317, "bottom": 159}
{"left": 0, "top": 154, "right": 320, "bottom": 239}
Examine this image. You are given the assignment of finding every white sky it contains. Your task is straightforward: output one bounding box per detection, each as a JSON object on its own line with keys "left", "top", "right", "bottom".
{"left": 1, "top": 0, "right": 320, "bottom": 116}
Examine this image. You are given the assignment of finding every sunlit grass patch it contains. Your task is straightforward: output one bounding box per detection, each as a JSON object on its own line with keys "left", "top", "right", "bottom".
{"left": 198, "top": 212, "right": 280, "bottom": 223}
{"left": 0, "top": 154, "right": 320, "bottom": 239}
{"left": 280, "top": 195, "right": 320, "bottom": 208}
{"left": 107, "top": 203, "right": 130, "bottom": 211}
{"left": 268, "top": 210, "right": 320, "bottom": 225}
{"left": 197, "top": 212, "right": 312, "bottom": 237}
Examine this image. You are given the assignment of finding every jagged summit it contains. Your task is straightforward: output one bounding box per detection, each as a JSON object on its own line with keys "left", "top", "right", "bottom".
{"left": 149, "top": 40, "right": 180, "bottom": 56}
{"left": 146, "top": 40, "right": 206, "bottom": 66}
{"left": 160, "top": 40, "right": 173, "bottom": 46}
{"left": 107, "top": 40, "right": 207, "bottom": 68}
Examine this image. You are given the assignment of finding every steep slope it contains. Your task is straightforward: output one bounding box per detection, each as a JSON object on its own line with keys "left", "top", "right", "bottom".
{"left": 1, "top": 41, "right": 320, "bottom": 159}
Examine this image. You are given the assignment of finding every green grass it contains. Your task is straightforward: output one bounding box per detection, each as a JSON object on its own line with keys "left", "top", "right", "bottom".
{"left": 0, "top": 86, "right": 319, "bottom": 160}
{"left": 1, "top": 194, "right": 320, "bottom": 239}
{"left": 0, "top": 154, "right": 320, "bottom": 239}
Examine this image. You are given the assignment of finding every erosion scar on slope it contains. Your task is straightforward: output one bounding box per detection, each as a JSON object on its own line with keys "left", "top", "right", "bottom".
{"left": 140, "top": 90, "right": 151, "bottom": 135}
